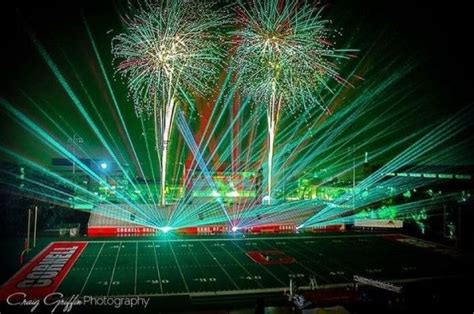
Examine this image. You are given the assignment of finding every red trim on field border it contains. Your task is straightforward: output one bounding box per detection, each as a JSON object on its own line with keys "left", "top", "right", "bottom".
{"left": 88, "top": 226, "right": 156, "bottom": 236}
{"left": 0, "top": 242, "right": 87, "bottom": 300}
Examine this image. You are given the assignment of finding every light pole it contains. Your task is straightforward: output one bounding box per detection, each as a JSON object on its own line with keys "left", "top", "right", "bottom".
{"left": 33, "top": 206, "right": 38, "bottom": 248}
{"left": 26, "top": 208, "right": 31, "bottom": 250}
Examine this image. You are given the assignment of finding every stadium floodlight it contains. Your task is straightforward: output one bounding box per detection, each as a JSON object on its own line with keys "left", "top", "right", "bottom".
{"left": 159, "top": 226, "right": 172, "bottom": 233}
{"left": 231, "top": 226, "right": 239, "bottom": 232}
{"left": 100, "top": 162, "right": 108, "bottom": 170}
{"left": 262, "top": 195, "right": 271, "bottom": 205}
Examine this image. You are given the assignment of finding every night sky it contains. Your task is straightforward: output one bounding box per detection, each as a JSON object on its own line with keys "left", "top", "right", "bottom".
{"left": 2, "top": 0, "right": 472, "bottom": 99}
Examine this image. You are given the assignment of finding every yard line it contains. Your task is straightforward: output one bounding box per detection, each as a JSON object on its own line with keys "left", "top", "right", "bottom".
{"left": 329, "top": 237, "right": 377, "bottom": 276}
{"left": 199, "top": 241, "right": 240, "bottom": 290}
{"left": 291, "top": 239, "right": 354, "bottom": 282}
{"left": 134, "top": 242, "right": 138, "bottom": 295}
{"left": 260, "top": 239, "right": 331, "bottom": 284}
{"left": 79, "top": 243, "right": 105, "bottom": 295}
{"left": 168, "top": 242, "right": 190, "bottom": 293}
{"left": 220, "top": 245, "right": 264, "bottom": 289}
{"left": 107, "top": 242, "right": 122, "bottom": 296}
{"left": 152, "top": 242, "right": 163, "bottom": 294}
{"left": 186, "top": 244, "right": 214, "bottom": 290}
{"left": 230, "top": 241, "right": 287, "bottom": 286}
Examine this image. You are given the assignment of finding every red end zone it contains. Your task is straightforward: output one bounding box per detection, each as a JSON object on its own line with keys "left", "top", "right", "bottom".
{"left": 0, "top": 242, "right": 86, "bottom": 300}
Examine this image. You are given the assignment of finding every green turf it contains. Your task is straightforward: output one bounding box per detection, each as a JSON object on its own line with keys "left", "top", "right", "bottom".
{"left": 56, "top": 234, "right": 471, "bottom": 297}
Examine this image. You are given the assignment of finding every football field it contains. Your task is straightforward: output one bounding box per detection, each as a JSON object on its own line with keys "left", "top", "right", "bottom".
{"left": 1, "top": 233, "right": 471, "bottom": 302}
{"left": 57, "top": 234, "right": 468, "bottom": 297}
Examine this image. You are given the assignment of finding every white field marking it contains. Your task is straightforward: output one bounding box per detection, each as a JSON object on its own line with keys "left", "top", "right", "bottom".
{"left": 397, "top": 234, "right": 465, "bottom": 258}
{"left": 134, "top": 242, "right": 138, "bottom": 295}
{"left": 274, "top": 239, "right": 335, "bottom": 283}
{"left": 241, "top": 275, "right": 261, "bottom": 280}
{"left": 331, "top": 237, "right": 382, "bottom": 277}
{"left": 288, "top": 273, "right": 305, "bottom": 278}
{"left": 402, "top": 234, "right": 459, "bottom": 250}
{"left": 79, "top": 243, "right": 105, "bottom": 295}
{"left": 211, "top": 243, "right": 225, "bottom": 247}
{"left": 193, "top": 277, "right": 217, "bottom": 282}
{"left": 402, "top": 266, "right": 417, "bottom": 271}
{"left": 229, "top": 241, "right": 286, "bottom": 286}
{"left": 75, "top": 233, "right": 391, "bottom": 244}
{"left": 292, "top": 238, "right": 356, "bottom": 280}
{"left": 146, "top": 243, "right": 160, "bottom": 248}
{"left": 168, "top": 242, "right": 190, "bottom": 293}
{"left": 263, "top": 241, "right": 330, "bottom": 282}
{"left": 186, "top": 243, "right": 212, "bottom": 288}
{"left": 152, "top": 242, "right": 164, "bottom": 294}
{"left": 365, "top": 268, "right": 383, "bottom": 273}
{"left": 260, "top": 238, "right": 331, "bottom": 284}
{"left": 263, "top": 241, "right": 316, "bottom": 282}
{"left": 199, "top": 241, "right": 239, "bottom": 290}
{"left": 220, "top": 245, "right": 264, "bottom": 289}
{"left": 107, "top": 242, "right": 122, "bottom": 296}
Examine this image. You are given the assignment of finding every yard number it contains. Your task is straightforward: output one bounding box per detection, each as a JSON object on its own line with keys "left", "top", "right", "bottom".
{"left": 193, "top": 277, "right": 217, "bottom": 282}
{"left": 242, "top": 275, "right": 261, "bottom": 280}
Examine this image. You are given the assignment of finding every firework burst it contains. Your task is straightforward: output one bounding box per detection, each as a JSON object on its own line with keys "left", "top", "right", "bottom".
{"left": 112, "top": 0, "right": 229, "bottom": 206}
{"left": 232, "top": 0, "right": 356, "bottom": 202}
